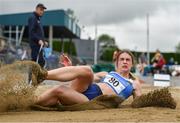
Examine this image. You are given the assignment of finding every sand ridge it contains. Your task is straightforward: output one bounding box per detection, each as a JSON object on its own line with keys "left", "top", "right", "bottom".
{"left": 0, "top": 85, "right": 180, "bottom": 122}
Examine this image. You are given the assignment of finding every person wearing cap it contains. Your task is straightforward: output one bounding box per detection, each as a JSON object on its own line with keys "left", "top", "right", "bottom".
{"left": 28, "top": 3, "right": 47, "bottom": 67}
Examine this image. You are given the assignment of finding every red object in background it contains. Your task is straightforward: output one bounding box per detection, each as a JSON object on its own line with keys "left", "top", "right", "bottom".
{"left": 156, "top": 57, "right": 166, "bottom": 69}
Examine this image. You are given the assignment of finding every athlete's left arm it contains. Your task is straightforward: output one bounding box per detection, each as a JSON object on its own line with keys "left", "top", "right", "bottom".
{"left": 132, "top": 79, "right": 142, "bottom": 99}
{"left": 59, "top": 54, "right": 72, "bottom": 67}
{"left": 94, "top": 71, "right": 108, "bottom": 83}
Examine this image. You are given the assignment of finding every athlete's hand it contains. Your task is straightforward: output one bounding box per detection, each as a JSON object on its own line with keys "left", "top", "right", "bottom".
{"left": 59, "top": 54, "right": 72, "bottom": 67}
{"left": 132, "top": 79, "right": 142, "bottom": 98}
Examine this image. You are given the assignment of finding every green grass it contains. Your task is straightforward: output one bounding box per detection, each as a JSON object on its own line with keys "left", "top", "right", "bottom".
{"left": 52, "top": 40, "right": 76, "bottom": 56}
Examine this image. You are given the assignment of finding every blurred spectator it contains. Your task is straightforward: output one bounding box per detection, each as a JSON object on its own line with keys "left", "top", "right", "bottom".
{"left": 151, "top": 49, "right": 161, "bottom": 64}
{"left": 136, "top": 52, "right": 149, "bottom": 76}
{"left": 151, "top": 49, "right": 166, "bottom": 74}
{"left": 16, "top": 47, "right": 29, "bottom": 60}
{"left": 139, "top": 52, "right": 147, "bottom": 64}
{"left": 168, "top": 57, "right": 175, "bottom": 66}
{"left": 16, "top": 48, "right": 24, "bottom": 60}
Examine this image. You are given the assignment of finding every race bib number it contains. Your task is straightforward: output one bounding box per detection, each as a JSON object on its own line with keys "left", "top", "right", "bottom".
{"left": 103, "top": 74, "right": 125, "bottom": 94}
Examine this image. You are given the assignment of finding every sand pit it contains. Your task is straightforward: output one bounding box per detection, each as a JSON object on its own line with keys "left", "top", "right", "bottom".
{"left": 0, "top": 61, "right": 179, "bottom": 122}
{"left": 0, "top": 61, "right": 47, "bottom": 112}
{"left": 0, "top": 84, "right": 180, "bottom": 122}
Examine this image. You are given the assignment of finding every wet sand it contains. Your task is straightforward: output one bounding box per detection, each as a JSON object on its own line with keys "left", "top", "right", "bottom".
{"left": 0, "top": 84, "right": 180, "bottom": 122}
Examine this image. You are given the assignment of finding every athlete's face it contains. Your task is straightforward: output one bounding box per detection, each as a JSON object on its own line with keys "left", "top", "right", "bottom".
{"left": 117, "top": 52, "right": 133, "bottom": 73}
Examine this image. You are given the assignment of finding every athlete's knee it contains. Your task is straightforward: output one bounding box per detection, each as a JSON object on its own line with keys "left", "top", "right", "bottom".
{"left": 52, "top": 85, "right": 67, "bottom": 96}
{"left": 78, "top": 66, "right": 94, "bottom": 80}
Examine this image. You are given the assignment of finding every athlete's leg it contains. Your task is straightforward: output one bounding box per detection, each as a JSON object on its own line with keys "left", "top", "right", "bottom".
{"left": 47, "top": 66, "right": 92, "bottom": 82}
{"left": 37, "top": 66, "right": 93, "bottom": 106}
{"left": 37, "top": 85, "right": 89, "bottom": 106}
{"left": 47, "top": 66, "right": 94, "bottom": 93}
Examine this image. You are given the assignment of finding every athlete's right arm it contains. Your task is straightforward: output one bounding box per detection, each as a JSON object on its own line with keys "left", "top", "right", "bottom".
{"left": 132, "top": 79, "right": 142, "bottom": 99}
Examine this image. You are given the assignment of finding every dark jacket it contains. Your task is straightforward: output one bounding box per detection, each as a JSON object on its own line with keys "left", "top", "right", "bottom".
{"left": 28, "top": 12, "right": 45, "bottom": 48}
